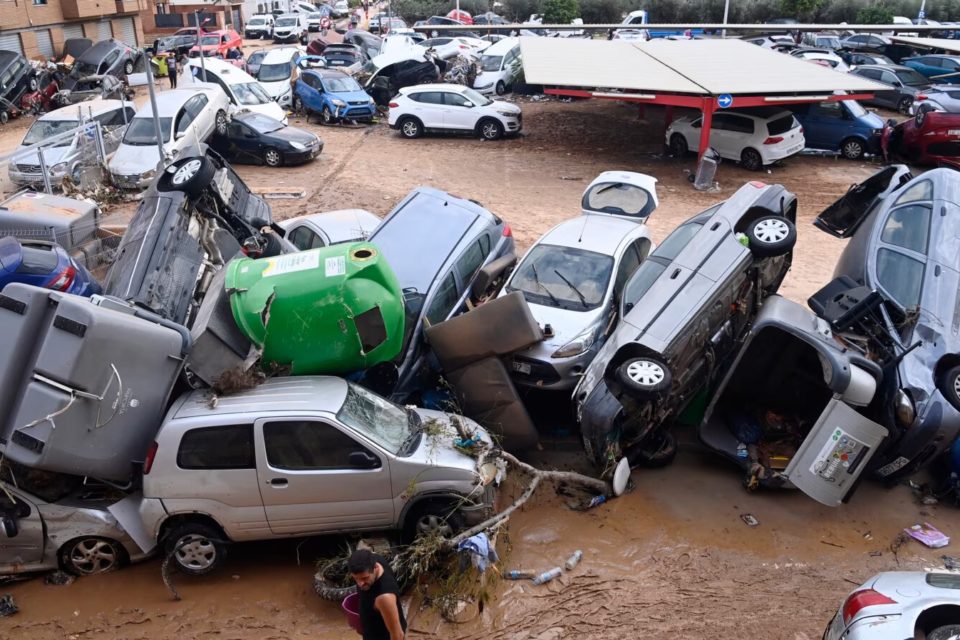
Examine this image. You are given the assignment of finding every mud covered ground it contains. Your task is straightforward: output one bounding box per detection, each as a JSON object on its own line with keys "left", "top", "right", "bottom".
{"left": 1, "top": 54, "right": 959, "bottom": 639}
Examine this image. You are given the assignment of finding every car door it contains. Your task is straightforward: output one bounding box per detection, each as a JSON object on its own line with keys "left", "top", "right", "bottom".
{"left": 724, "top": 113, "right": 756, "bottom": 156}
{"left": 188, "top": 93, "right": 214, "bottom": 140}
{"left": 807, "top": 102, "right": 847, "bottom": 150}
{"left": 298, "top": 72, "right": 324, "bottom": 112}
{"left": 100, "top": 49, "right": 121, "bottom": 76}
{"left": 877, "top": 69, "right": 903, "bottom": 108}
{"left": 0, "top": 488, "right": 45, "bottom": 569}
{"left": 411, "top": 90, "right": 444, "bottom": 128}
{"left": 442, "top": 90, "right": 477, "bottom": 130}
{"left": 255, "top": 417, "right": 394, "bottom": 534}
{"left": 708, "top": 113, "right": 739, "bottom": 158}
{"left": 231, "top": 121, "right": 263, "bottom": 164}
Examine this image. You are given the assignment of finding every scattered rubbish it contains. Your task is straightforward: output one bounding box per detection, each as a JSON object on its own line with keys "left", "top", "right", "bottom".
{"left": 740, "top": 514, "right": 759, "bottom": 527}
{"left": 532, "top": 567, "right": 562, "bottom": 585}
{"left": 457, "top": 532, "right": 499, "bottom": 573}
{"left": 922, "top": 495, "right": 939, "bottom": 505}
{"left": 869, "top": 550, "right": 883, "bottom": 557}
{"left": 564, "top": 550, "right": 583, "bottom": 571}
{"left": 863, "top": 531, "right": 873, "bottom": 541}
{"left": 0, "top": 594, "right": 17, "bottom": 617}
{"left": 44, "top": 571, "right": 74, "bottom": 586}
{"left": 256, "top": 188, "right": 306, "bottom": 199}
{"left": 942, "top": 555, "right": 959, "bottom": 570}
{"left": 558, "top": 176, "right": 582, "bottom": 181}
{"left": 905, "top": 523, "right": 951, "bottom": 548}
{"left": 505, "top": 570, "right": 535, "bottom": 580}
{"left": 584, "top": 494, "right": 607, "bottom": 510}
{"left": 821, "top": 540, "right": 845, "bottom": 549}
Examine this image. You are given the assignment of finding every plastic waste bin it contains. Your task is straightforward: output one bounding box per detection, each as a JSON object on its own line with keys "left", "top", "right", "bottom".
{"left": 226, "top": 242, "right": 405, "bottom": 375}
{"left": 692, "top": 147, "right": 720, "bottom": 191}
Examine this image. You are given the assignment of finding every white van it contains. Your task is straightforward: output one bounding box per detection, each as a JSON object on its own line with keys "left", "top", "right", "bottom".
{"left": 473, "top": 37, "right": 521, "bottom": 96}
{"left": 273, "top": 12, "right": 307, "bottom": 44}
{"left": 244, "top": 14, "right": 275, "bottom": 39}
{"left": 183, "top": 57, "right": 288, "bottom": 124}
{"left": 291, "top": 1, "right": 317, "bottom": 14}
{"left": 255, "top": 46, "right": 302, "bottom": 107}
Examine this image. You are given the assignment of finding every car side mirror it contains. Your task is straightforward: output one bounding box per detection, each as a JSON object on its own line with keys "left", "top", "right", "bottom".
{"left": 349, "top": 450, "right": 380, "bottom": 469}
{"left": 1, "top": 516, "right": 18, "bottom": 538}
{"left": 175, "top": 130, "right": 187, "bottom": 140}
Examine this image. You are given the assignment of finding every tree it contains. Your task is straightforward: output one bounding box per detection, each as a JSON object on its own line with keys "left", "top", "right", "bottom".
{"left": 856, "top": 3, "right": 895, "bottom": 23}
{"left": 542, "top": 0, "right": 580, "bottom": 23}
{"left": 779, "top": 0, "right": 824, "bottom": 19}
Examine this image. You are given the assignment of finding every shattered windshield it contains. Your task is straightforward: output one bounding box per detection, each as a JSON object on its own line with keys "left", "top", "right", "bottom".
{"left": 258, "top": 62, "right": 292, "bottom": 82}
{"left": 233, "top": 82, "right": 272, "bottom": 104}
{"left": 337, "top": 382, "right": 410, "bottom": 454}
{"left": 480, "top": 55, "right": 503, "bottom": 72}
{"left": 23, "top": 119, "right": 80, "bottom": 146}
{"left": 507, "top": 244, "right": 613, "bottom": 311}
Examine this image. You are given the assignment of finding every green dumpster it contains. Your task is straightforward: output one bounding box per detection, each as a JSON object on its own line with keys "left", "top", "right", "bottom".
{"left": 226, "top": 242, "right": 405, "bottom": 375}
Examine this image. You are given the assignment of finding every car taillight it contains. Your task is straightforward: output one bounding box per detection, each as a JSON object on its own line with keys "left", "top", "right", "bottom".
{"left": 763, "top": 136, "right": 784, "bottom": 144}
{"left": 842, "top": 589, "right": 897, "bottom": 626}
{"left": 143, "top": 441, "right": 159, "bottom": 475}
{"left": 748, "top": 181, "right": 766, "bottom": 188}
{"left": 459, "top": 44, "right": 469, "bottom": 49}
{"left": 917, "top": 94, "right": 928, "bottom": 101}
{"left": 502, "top": 224, "right": 512, "bottom": 237}
{"left": 388, "top": 102, "right": 399, "bottom": 108}
{"left": 49, "top": 265, "right": 76, "bottom": 291}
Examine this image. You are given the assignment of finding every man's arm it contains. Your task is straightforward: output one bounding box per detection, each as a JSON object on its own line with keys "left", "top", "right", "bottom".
{"left": 374, "top": 593, "right": 405, "bottom": 640}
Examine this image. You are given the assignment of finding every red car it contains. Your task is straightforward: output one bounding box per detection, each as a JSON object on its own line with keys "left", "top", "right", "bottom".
{"left": 189, "top": 29, "right": 242, "bottom": 58}
{"left": 446, "top": 9, "right": 473, "bottom": 24}
{"left": 882, "top": 107, "right": 960, "bottom": 167}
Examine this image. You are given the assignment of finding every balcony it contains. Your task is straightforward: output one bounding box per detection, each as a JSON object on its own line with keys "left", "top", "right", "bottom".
{"left": 115, "top": 0, "right": 141, "bottom": 12}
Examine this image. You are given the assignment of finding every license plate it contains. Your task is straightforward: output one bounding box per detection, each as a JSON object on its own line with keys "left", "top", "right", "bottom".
{"left": 788, "top": 144, "right": 803, "bottom": 154}
{"left": 876, "top": 455, "right": 910, "bottom": 477}
{"left": 512, "top": 361, "right": 531, "bottom": 375}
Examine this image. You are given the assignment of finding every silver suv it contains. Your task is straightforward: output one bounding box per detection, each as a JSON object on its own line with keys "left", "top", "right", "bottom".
{"left": 140, "top": 376, "right": 500, "bottom": 575}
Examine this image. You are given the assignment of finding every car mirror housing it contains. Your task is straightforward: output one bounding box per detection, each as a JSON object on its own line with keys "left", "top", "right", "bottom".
{"left": 348, "top": 450, "right": 380, "bottom": 468}
{"left": 1, "top": 516, "right": 18, "bottom": 538}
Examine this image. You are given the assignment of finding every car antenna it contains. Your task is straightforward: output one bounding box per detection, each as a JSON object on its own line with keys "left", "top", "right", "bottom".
{"left": 577, "top": 214, "right": 590, "bottom": 244}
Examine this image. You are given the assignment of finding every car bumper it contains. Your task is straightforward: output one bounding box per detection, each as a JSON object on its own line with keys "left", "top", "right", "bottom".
{"left": 509, "top": 352, "right": 590, "bottom": 391}
{"left": 761, "top": 141, "right": 804, "bottom": 164}
{"left": 245, "top": 29, "right": 270, "bottom": 37}
{"left": 335, "top": 104, "right": 377, "bottom": 120}
{"left": 502, "top": 114, "right": 522, "bottom": 134}
{"left": 874, "top": 391, "right": 960, "bottom": 479}
{"left": 273, "top": 33, "right": 300, "bottom": 42}
{"left": 8, "top": 168, "right": 65, "bottom": 186}
{"left": 110, "top": 172, "right": 151, "bottom": 190}
{"left": 283, "top": 143, "right": 323, "bottom": 164}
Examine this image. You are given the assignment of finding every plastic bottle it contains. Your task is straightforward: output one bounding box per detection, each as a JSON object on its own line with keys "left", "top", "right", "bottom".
{"left": 504, "top": 570, "right": 534, "bottom": 580}
{"left": 565, "top": 550, "right": 583, "bottom": 571}
{"left": 532, "top": 567, "right": 562, "bottom": 585}
{"left": 586, "top": 494, "right": 607, "bottom": 509}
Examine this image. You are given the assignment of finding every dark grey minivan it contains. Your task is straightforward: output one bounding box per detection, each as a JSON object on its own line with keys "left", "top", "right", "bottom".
{"left": 64, "top": 39, "right": 142, "bottom": 90}
{"left": 0, "top": 50, "right": 38, "bottom": 111}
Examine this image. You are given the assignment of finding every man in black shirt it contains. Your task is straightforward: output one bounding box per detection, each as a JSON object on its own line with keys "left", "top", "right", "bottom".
{"left": 348, "top": 549, "right": 407, "bottom": 640}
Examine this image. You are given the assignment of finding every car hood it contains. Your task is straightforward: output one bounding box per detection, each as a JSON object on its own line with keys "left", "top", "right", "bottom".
{"left": 109, "top": 142, "right": 162, "bottom": 174}
{"left": 514, "top": 298, "right": 605, "bottom": 350}
{"left": 260, "top": 79, "right": 292, "bottom": 97}
{"left": 331, "top": 88, "right": 373, "bottom": 102}
{"left": 407, "top": 409, "right": 493, "bottom": 472}
{"left": 13, "top": 144, "right": 70, "bottom": 167}
{"left": 490, "top": 99, "right": 519, "bottom": 114}
{"left": 862, "top": 111, "right": 885, "bottom": 129}
{"left": 267, "top": 125, "right": 317, "bottom": 144}
{"left": 475, "top": 69, "right": 505, "bottom": 85}
{"left": 236, "top": 101, "right": 287, "bottom": 121}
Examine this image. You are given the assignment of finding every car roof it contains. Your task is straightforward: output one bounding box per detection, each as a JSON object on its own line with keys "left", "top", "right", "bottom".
{"left": 403, "top": 83, "right": 467, "bottom": 94}
{"left": 170, "top": 376, "right": 349, "bottom": 420}
{"left": 482, "top": 37, "right": 519, "bottom": 55}
{"left": 308, "top": 68, "right": 350, "bottom": 79}
{"left": 538, "top": 215, "right": 646, "bottom": 255}
{"left": 37, "top": 98, "right": 131, "bottom": 121}
{"left": 719, "top": 106, "right": 792, "bottom": 120}
{"left": 134, "top": 88, "right": 214, "bottom": 116}
{"left": 281, "top": 209, "right": 380, "bottom": 243}
{"left": 186, "top": 57, "right": 256, "bottom": 83}
{"left": 262, "top": 47, "right": 302, "bottom": 63}
{"left": 856, "top": 64, "right": 912, "bottom": 71}
{"left": 78, "top": 39, "right": 122, "bottom": 59}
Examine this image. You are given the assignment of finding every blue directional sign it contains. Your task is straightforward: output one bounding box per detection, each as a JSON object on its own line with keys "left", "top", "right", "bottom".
{"left": 919, "top": 9, "right": 926, "bottom": 18}
{"left": 718, "top": 94, "right": 733, "bottom": 109}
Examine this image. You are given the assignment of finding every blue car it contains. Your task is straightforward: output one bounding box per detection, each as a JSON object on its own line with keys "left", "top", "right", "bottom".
{"left": 902, "top": 54, "right": 960, "bottom": 84}
{"left": 0, "top": 236, "right": 101, "bottom": 296}
{"left": 789, "top": 100, "right": 884, "bottom": 160}
{"left": 294, "top": 68, "right": 377, "bottom": 124}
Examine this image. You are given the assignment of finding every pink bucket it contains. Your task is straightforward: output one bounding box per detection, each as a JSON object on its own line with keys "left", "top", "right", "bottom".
{"left": 342, "top": 592, "right": 363, "bottom": 635}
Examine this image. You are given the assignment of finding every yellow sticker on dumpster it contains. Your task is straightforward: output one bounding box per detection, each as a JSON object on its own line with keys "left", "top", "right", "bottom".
{"left": 262, "top": 250, "right": 321, "bottom": 277}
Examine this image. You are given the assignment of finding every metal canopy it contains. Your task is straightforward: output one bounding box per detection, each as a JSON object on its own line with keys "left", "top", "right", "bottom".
{"left": 890, "top": 36, "right": 960, "bottom": 53}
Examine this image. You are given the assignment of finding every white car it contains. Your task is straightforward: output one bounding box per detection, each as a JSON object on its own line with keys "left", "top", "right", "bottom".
{"left": 792, "top": 50, "right": 851, "bottom": 73}
{"left": 306, "top": 12, "right": 323, "bottom": 31}
{"left": 474, "top": 37, "right": 521, "bottom": 96}
{"left": 388, "top": 83, "right": 522, "bottom": 140}
{"left": 182, "top": 57, "right": 287, "bottom": 124}
{"left": 612, "top": 29, "right": 649, "bottom": 41}
{"left": 107, "top": 87, "right": 230, "bottom": 189}
{"left": 332, "top": 0, "right": 348, "bottom": 17}
{"left": 416, "top": 36, "right": 489, "bottom": 60}
{"left": 281, "top": 209, "right": 381, "bottom": 250}
{"left": 273, "top": 13, "right": 307, "bottom": 44}
{"left": 665, "top": 107, "right": 805, "bottom": 171}
{"left": 823, "top": 572, "right": 960, "bottom": 640}
{"left": 500, "top": 172, "right": 657, "bottom": 391}
{"left": 255, "top": 46, "right": 302, "bottom": 108}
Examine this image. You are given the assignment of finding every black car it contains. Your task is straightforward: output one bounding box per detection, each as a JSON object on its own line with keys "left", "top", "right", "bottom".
{"left": 209, "top": 112, "right": 322, "bottom": 167}
{"left": 0, "top": 50, "right": 38, "bottom": 108}
{"left": 323, "top": 44, "right": 368, "bottom": 68}
{"left": 342, "top": 30, "right": 383, "bottom": 59}
{"left": 60, "top": 38, "right": 92, "bottom": 61}
{"left": 64, "top": 39, "right": 142, "bottom": 90}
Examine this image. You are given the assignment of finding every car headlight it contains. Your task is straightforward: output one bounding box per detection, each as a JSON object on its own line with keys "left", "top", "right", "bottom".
{"left": 332, "top": 99, "right": 347, "bottom": 107}
{"left": 51, "top": 162, "right": 68, "bottom": 174}
{"left": 496, "top": 109, "right": 517, "bottom": 117}
{"left": 895, "top": 389, "right": 916, "bottom": 428}
{"left": 289, "top": 141, "right": 306, "bottom": 150}
{"left": 552, "top": 324, "right": 601, "bottom": 359}
{"left": 139, "top": 169, "right": 156, "bottom": 180}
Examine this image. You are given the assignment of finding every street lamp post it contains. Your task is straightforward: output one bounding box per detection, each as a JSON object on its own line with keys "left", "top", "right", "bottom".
{"left": 722, "top": 0, "right": 730, "bottom": 38}
{"left": 194, "top": 9, "right": 207, "bottom": 79}
{"left": 142, "top": 49, "right": 167, "bottom": 166}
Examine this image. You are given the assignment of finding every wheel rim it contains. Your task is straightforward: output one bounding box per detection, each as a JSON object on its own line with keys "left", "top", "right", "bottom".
{"left": 265, "top": 150, "right": 280, "bottom": 166}
{"left": 953, "top": 374, "right": 960, "bottom": 400}
{"left": 843, "top": 141, "right": 862, "bottom": 158}
{"left": 672, "top": 136, "right": 686, "bottom": 154}
{"left": 416, "top": 514, "right": 453, "bottom": 538}
{"left": 481, "top": 122, "right": 499, "bottom": 139}
{"left": 69, "top": 539, "right": 118, "bottom": 575}
{"left": 744, "top": 152, "right": 760, "bottom": 169}
{"left": 626, "top": 360, "right": 665, "bottom": 388}
{"left": 753, "top": 218, "right": 790, "bottom": 244}
{"left": 496, "top": 82, "right": 505, "bottom": 95}
{"left": 401, "top": 120, "right": 418, "bottom": 137}
{"left": 216, "top": 113, "right": 227, "bottom": 134}
{"left": 172, "top": 159, "right": 201, "bottom": 185}
{"left": 900, "top": 98, "right": 912, "bottom": 113}
{"left": 322, "top": 108, "right": 332, "bottom": 123}
{"left": 174, "top": 535, "right": 217, "bottom": 571}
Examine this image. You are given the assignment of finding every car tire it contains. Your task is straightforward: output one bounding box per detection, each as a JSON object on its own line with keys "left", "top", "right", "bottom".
{"left": 495, "top": 80, "right": 506, "bottom": 95}
{"left": 937, "top": 365, "right": 960, "bottom": 413}
{"left": 840, "top": 137, "right": 865, "bottom": 160}
{"left": 916, "top": 107, "right": 928, "bottom": 128}
{"left": 929, "top": 625, "right": 960, "bottom": 640}
{"left": 214, "top": 109, "right": 228, "bottom": 137}
{"left": 28, "top": 75, "right": 38, "bottom": 92}
{"left": 124, "top": 60, "right": 134, "bottom": 75}
{"left": 402, "top": 501, "right": 464, "bottom": 545}
{"left": 398, "top": 116, "right": 422, "bottom": 139}
{"left": 59, "top": 537, "right": 125, "bottom": 576}
{"left": 263, "top": 147, "right": 282, "bottom": 167}
{"left": 670, "top": 133, "right": 688, "bottom": 157}
{"left": 630, "top": 430, "right": 678, "bottom": 469}
{"left": 293, "top": 96, "right": 303, "bottom": 114}
{"left": 616, "top": 356, "right": 672, "bottom": 400}
{"left": 321, "top": 105, "right": 335, "bottom": 125}
{"left": 478, "top": 118, "right": 504, "bottom": 140}
{"left": 740, "top": 147, "right": 763, "bottom": 171}
{"left": 0, "top": 111, "right": 7, "bottom": 125}
{"left": 157, "top": 156, "right": 216, "bottom": 199}
{"left": 164, "top": 522, "right": 227, "bottom": 576}
{"left": 898, "top": 96, "right": 913, "bottom": 114}
{"left": 745, "top": 215, "right": 797, "bottom": 258}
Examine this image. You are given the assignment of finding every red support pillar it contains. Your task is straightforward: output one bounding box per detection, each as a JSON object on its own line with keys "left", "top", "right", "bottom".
{"left": 664, "top": 105, "right": 674, "bottom": 129}
{"left": 698, "top": 97, "right": 715, "bottom": 161}
{"left": 637, "top": 104, "right": 646, "bottom": 120}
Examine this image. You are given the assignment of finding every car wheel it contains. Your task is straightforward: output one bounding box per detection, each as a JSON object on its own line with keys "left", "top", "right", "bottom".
{"left": 164, "top": 522, "right": 227, "bottom": 576}
{"left": 28, "top": 75, "right": 38, "bottom": 92}
{"left": 495, "top": 80, "right": 506, "bottom": 95}
{"left": 263, "top": 148, "right": 282, "bottom": 167}
{"left": 157, "top": 156, "right": 216, "bottom": 199}
{"left": 916, "top": 107, "right": 929, "bottom": 128}
{"left": 59, "top": 537, "right": 125, "bottom": 576}
{"left": 616, "top": 356, "right": 672, "bottom": 399}
{"left": 124, "top": 60, "right": 134, "bottom": 75}
{"left": 321, "top": 105, "right": 335, "bottom": 124}
{"left": 398, "top": 116, "right": 422, "bottom": 139}
{"left": 670, "top": 133, "right": 688, "bottom": 157}
{"left": 745, "top": 215, "right": 797, "bottom": 258}
{"left": 214, "top": 109, "right": 228, "bottom": 136}
{"left": 937, "top": 365, "right": 960, "bottom": 413}
{"left": 898, "top": 96, "right": 914, "bottom": 114}
{"left": 293, "top": 96, "right": 303, "bottom": 114}
{"left": 479, "top": 118, "right": 504, "bottom": 140}
{"left": 402, "top": 501, "right": 464, "bottom": 545}
{"left": 929, "top": 625, "right": 960, "bottom": 640}
{"left": 0, "top": 111, "right": 7, "bottom": 125}
{"left": 740, "top": 147, "right": 763, "bottom": 171}
{"left": 630, "top": 430, "right": 678, "bottom": 469}
{"left": 840, "top": 137, "right": 865, "bottom": 160}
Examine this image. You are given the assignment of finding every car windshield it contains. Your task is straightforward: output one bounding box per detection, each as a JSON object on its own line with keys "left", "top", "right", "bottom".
{"left": 74, "top": 59, "right": 99, "bottom": 76}
{"left": 249, "top": 17, "right": 266, "bottom": 25}
{"left": 462, "top": 86, "right": 493, "bottom": 106}
{"left": 122, "top": 117, "right": 172, "bottom": 144}
{"left": 258, "top": 62, "right": 292, "bottom": 82}
{"left": 200, "top": 35, "right": 220, "bottom": 45}
{"left": 248, "top": 51, "right": 267, "bottom": 64}
{"left": 480, "top": 54, "right": 503, "bottom": 72}
{"left": 22, "top": 119, "right": 80, "bottom": 146}
{"left": 897, "top": 68, "right": 930, "bottom": 86}
{"left": 244, "top": 113, "right": 284, "bottom": 133}
{"left": 233, "top": 81, "right": 272, "bottom": 104}
{"left": 844, "top": 99, "right": 868, "bottom": 118}
{"left": 323, "top": 75, "right": 362, "bottom": 92}
{"left": 337, "top": 382, "right": 410, "bottom": 454}
{"left": 277, "top": 17, "right": 297, "bottom": 26}
{"left": 507, "top": 245, "right": 613, "bottom": 311}
{"left": 817, "top": 36, "right": 841, "bottom": 48}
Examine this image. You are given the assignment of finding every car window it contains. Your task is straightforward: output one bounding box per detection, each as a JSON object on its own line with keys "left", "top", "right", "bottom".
{"left": 613, "top": 243, "right": 642, "bottom": 298}
{"left": 507, "top": 245, "right": 614, "bottom": 311}
{"left": 621, "top": 260, "right": 667, "bottom": 313}
{"left": 190, "top": 94, "right": 209, "bottom": 116}
{"left": 894, "top": 180, "right": 933, "bottom": 205}
{"left": 15, "top": 243, "right": 59, "bottom": 274}
{"left": 456, "top": 238, "right": 486, "bottom": 282}
{"left": 767, "top": 114, "right": 797, "bottom": 135}
{"left": 101, "top": 49, "right": 120, "bottom": 73}
{"left": 426, "top": 272, "right": 459, "bottom": 324}
{"left": 264, "top": 420, "right": 379, "bottom": 470}
{"left": 654, "top": 221, "right": 704, "bottom": 261}
{"left": 876, "top": 248, "right": 923, "bottom": 309}
{"left": 410, "top": 91, "right": 443, "bottom": 104}
{"left": 813, "top": 101, "right": 843, "bottom": 118}
{"left": 726, "top": 115, "right": 755, "bottom": 134}
{"left": 175, "top": 106, "right": 195, "bottom": 135}
{"left": 711, "top": 113, "right": 731, "bottom": 131}
{"left": 444, "top": 92, "right": 473, "bottom": 107}
{"left": 857, "top": 68, "right": 881, "bottom": 80}
{"left": 879, "top": 70, "right": 898, "bottom": 85}
{"left": 289, "top": 225, "right": 324, "bottom": 250}
{"left": 177, "top": 425, "right": 255, "bottom": 469}
{"left": 881, "top": 204, "right": 931, "bottom": 254}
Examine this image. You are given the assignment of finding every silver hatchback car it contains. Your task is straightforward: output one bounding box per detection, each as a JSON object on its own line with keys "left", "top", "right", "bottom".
{"left": 140, "top": 377, "right": 501, "bottom": 575}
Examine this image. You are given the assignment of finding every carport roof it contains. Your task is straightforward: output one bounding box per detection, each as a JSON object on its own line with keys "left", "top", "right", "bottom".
{"left": 519, "top": 37, "right": 888, "bottom": 96}
{"left": 889, "top": 36, "right": 960, "bottom": 53}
